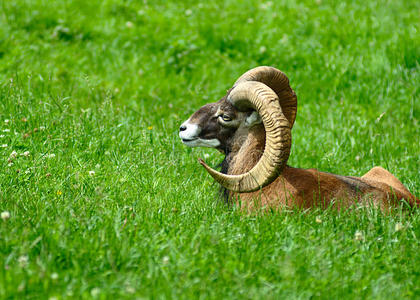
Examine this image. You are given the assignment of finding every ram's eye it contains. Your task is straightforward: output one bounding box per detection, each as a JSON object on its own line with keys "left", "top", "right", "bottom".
{"left": 220, "top": 115, "right": 232, "bottom": 122}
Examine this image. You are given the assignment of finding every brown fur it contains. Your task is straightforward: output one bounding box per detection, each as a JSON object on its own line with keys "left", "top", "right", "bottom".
{"left": 227, "top": 124, "right": 418, "bottom": 211}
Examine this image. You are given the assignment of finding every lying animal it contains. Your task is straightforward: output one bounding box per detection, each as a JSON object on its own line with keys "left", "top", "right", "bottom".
{"left": 179, "top": 66, "right": 418, "bottom": 210}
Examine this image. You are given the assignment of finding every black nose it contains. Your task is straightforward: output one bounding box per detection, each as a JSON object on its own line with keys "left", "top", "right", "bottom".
{"left": 179, "top": 125, "right": 187, "bottom": 132}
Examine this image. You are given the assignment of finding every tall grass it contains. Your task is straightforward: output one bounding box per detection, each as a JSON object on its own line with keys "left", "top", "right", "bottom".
{"left": 0, "top": 0, "right": 419, "bottom": 298}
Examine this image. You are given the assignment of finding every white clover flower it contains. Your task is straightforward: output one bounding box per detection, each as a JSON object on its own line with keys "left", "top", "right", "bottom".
{"left": 10, "top": 151, "right": 18, "bottom": 159}
{"left": 3, "top": 129, "right": 10, "bottom": 133}
{"left": 185, "top": 9, "right": 192, "bottom": 16}
{"left": 91, "top": 288, "right": 100, "bottom": 297}
{"left": 4, "top": 119, "right": 10, "bottom": 124}
{"left": 395, "top": 222, "right": 403, "bottom": 232}
{"left": 1, "top": 144, "right": 7, "bottom": 148}
{"left": 354, "top": 231, "right": 364, "bottom": 241}
{"left": 23, "top": 151, "right": 30, "bottom": 157}
{"left": 162, "top": 256, "right": 170, "bottom": 264}
{"left": 51, "top": 272, "right": 59, "bottom": 280}
{"left": 47, "top": 153, "right": 56, "bottom": 158}
{"left": 1, "top": 211, "right": 10, "bottom": 220}
{"left": 0, "top": 134, "right": 5, "bottom": 138}
{"left": 18, "top": 255, "right": 29, "bottom": 267}
{"left": 88, "top": 170, "right": 95, "bottom": 176}
{"left": 39, "top": 126, "right": 46, "bottom": 131}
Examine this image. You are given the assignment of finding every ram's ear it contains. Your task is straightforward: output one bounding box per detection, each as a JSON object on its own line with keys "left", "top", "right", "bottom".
{"left": 245, "top": 111, "right": 262, "bottom": 127}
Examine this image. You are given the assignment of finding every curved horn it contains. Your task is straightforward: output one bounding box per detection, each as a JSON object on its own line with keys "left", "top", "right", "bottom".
{"left": 199, "top": 81, "right": 291, "bottom": 192}
{"left": 234, "top": 66, "right": 297, "bottom": 128}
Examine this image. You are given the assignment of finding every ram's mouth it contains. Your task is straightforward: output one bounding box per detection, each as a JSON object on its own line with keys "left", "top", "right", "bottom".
{"left": 182, "top": 138, "right": 197, "bottom": 143}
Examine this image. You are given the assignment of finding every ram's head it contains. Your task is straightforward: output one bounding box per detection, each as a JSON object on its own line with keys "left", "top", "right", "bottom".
{"left": 179, "top": 66, "right": 297, "bottom": 193}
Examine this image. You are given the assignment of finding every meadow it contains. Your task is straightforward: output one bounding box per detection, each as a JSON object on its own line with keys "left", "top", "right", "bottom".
{"left": 0, "top": 0, "right": 419, "bottom": 298}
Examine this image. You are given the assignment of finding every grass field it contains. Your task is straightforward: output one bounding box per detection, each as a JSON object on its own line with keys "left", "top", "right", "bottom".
{"left": 0, "top": 0, "right": 419, "bottom": 298}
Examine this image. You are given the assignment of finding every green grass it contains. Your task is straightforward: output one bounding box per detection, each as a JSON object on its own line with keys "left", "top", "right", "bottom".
{"left": 0, "top": 0, "right": 419, "bottom": 298}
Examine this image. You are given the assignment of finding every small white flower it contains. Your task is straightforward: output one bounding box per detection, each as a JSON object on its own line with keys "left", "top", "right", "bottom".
{"left": 315, "top": 216, "right": 322, "bottom": 223}
{"left": 23, "top": 151, "right": 30, "bottom": 157}
{"left": 185, "top": 9, "right": 192, "bottom": 16}
{"left": 3, "top": 129, "right": 10, "bottom": 133}
{"left": 355, "top": 155, "right": 360, "bottom": 161}
{"left": 89, "top": 170, "right": 95, "bottom": 176}
{"left": 1, "top": 211, "right": 10, "bottom": 220}
{"left": 0, "top": 134, "right": 5, "bottom": 138}
{"left": 51, "top": 272, "right": 59, "bottom": 280}
{"left": 395, "top": 222, "right": 403, "bottom": 232}
{"left": 354, "top": 231, "right": 364, "bottom": 241}
{"left": 4, "top": 119, "right": 10, "bottom": 124}
{"left": 1, "top": 144, "right": 7, "bottom": 148}
{"left": 7, "top": 162, "right": 13, "bottom": 167}
{"left": 18, "top": 255, "right": 29, "bottom": 267}
{"left": 91, "top": 288, "right": 100, "bottom": 297}
{"left": 259, "top": 46, "right": 266, "bottom": 53}
{"left": 47, "top": 153, "right": 56, "bottom": 158}
{"left": 125, "top": 21, "right": 134, "bottom": 28}
{"left": 203, "top": 153, "right": 210, "bottom": 159}
{"left": 10, "top": 151, "right": 18, "bottom": 159}
{"left": 162, "top": 256, "right": 170, "bottom": 264}
{"left": 39, "top": 126, "right": 46, "bottom": 131}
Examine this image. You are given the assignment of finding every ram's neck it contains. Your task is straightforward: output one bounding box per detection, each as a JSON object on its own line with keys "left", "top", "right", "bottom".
{"left": 225, "top": 124, "right": 266, "bottom": 175}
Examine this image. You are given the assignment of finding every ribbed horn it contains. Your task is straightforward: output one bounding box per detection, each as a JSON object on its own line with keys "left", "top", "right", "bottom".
{"left": 199, "top": 81, "right": 291, "bottom": 192}
{"left": 234, "top": 66, "right": 297, "bottom": 128}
